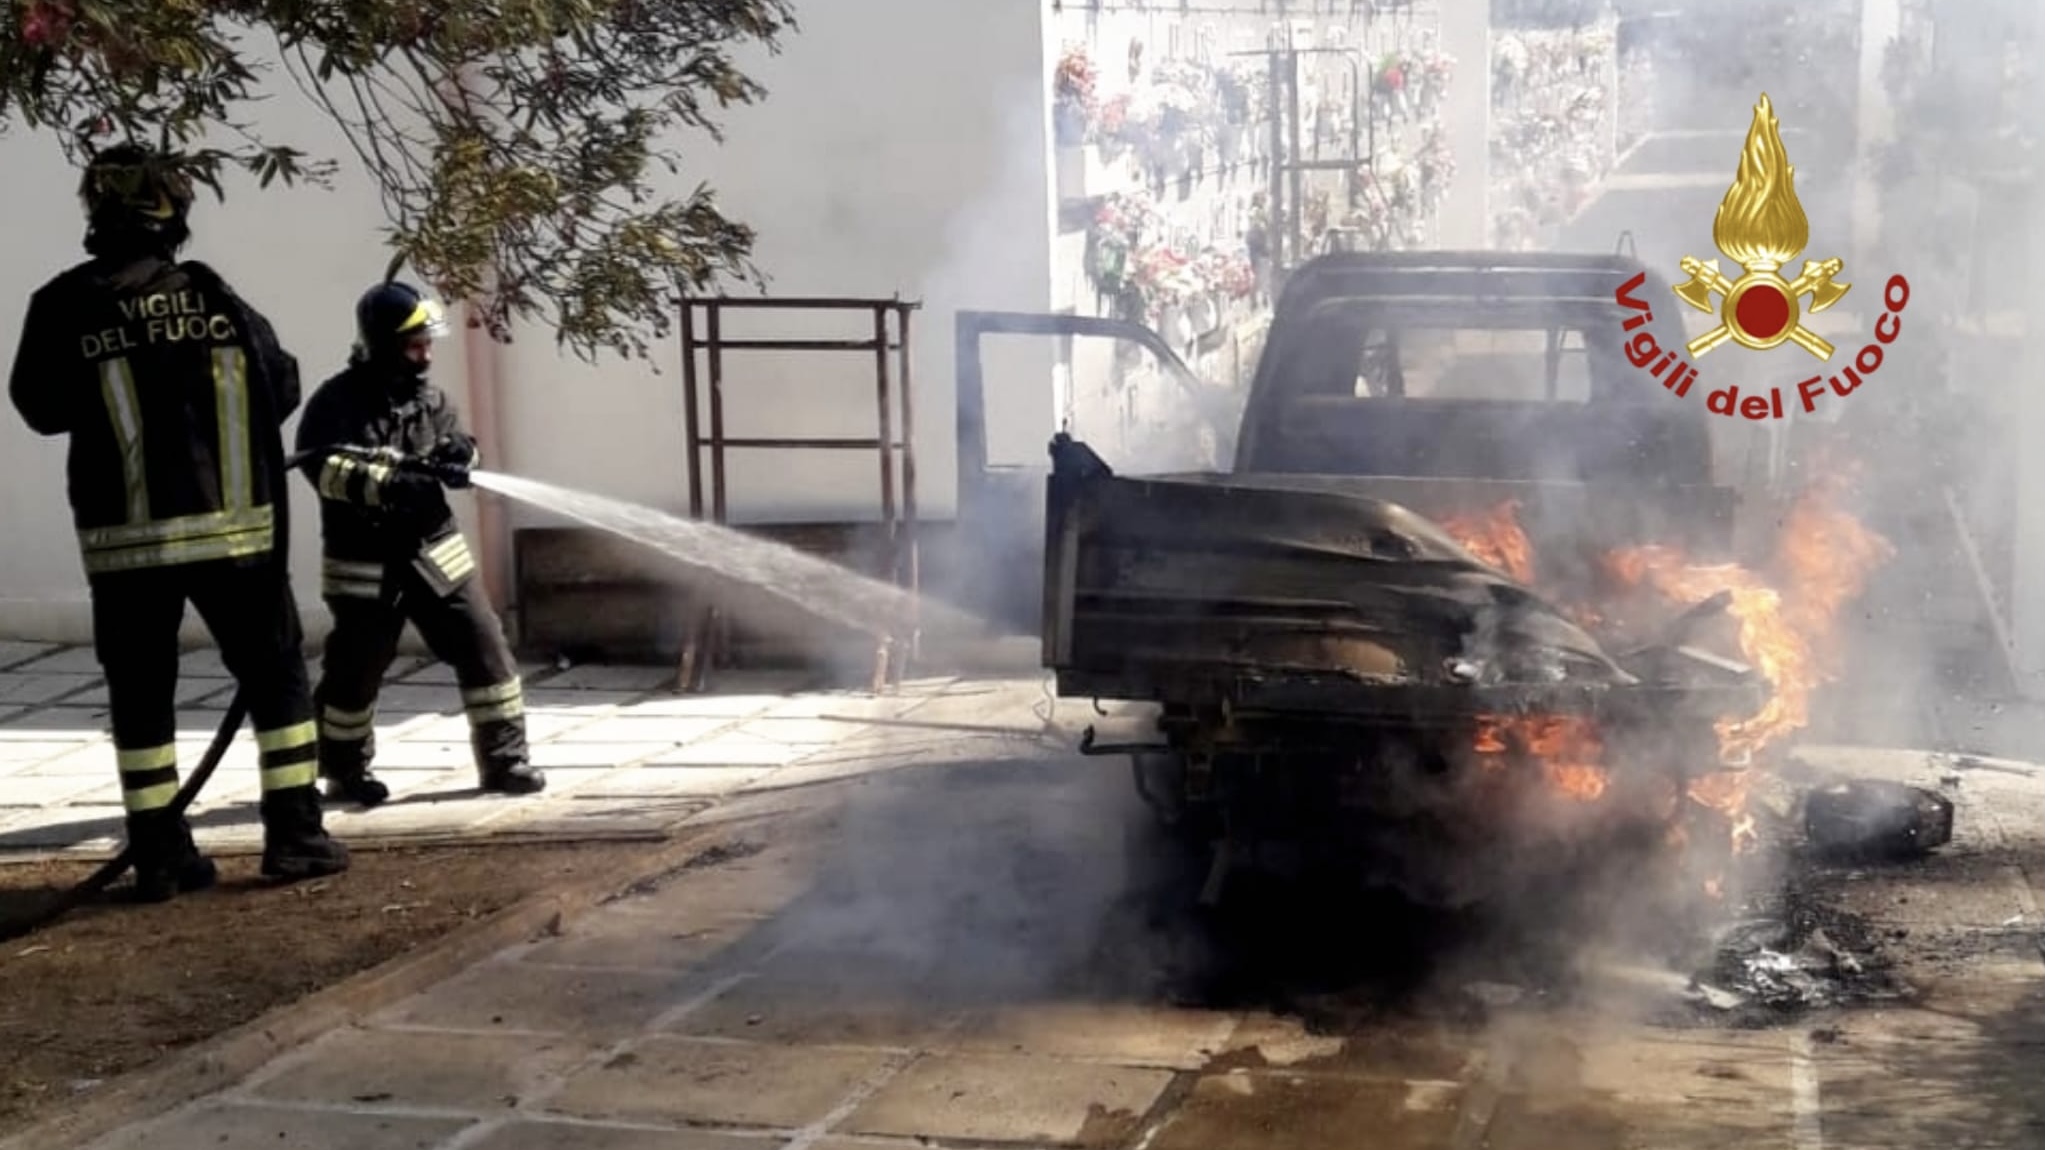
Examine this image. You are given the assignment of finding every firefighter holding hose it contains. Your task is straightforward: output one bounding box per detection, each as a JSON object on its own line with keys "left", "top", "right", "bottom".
{"left": 292, "top": 279, "right": 546, "bottom": 807}
{"left": 6, "top": 143, "right": 351, "bottom": 899}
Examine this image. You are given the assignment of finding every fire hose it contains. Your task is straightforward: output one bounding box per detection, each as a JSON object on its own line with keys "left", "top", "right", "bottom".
{"left": 0, "top": 445, "right": 408, "bottom": 940}
{"left": 0, "top": 694, "right": 250, "bottom": 943}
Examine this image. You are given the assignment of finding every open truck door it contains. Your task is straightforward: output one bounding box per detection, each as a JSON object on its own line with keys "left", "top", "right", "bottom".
{"left": 952, "top": 310, "right": 1240, "bottom": 633}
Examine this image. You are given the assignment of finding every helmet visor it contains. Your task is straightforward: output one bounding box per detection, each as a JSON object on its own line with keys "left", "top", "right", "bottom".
{"left": 397, "top": 297, "right": 450, "bottom": 342}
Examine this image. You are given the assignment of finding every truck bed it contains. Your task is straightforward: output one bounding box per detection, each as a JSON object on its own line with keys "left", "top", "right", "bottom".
{"left": 1041, "top": 436, "right": 1761, "bottom": 729}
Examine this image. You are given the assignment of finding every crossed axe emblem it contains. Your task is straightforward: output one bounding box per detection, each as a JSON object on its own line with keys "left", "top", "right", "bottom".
{"left": 1672, "top": 256, "right": 1850, "bottom": 361}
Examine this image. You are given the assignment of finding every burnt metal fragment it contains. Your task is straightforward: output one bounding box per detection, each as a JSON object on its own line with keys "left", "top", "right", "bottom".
{"left": 1804, "top": 779, "right": 1954, "bottom": 859}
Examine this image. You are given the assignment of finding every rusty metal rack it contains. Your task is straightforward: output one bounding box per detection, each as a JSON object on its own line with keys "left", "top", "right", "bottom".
{"left": 678, "top": 296, "right": 923, "bottom": 693}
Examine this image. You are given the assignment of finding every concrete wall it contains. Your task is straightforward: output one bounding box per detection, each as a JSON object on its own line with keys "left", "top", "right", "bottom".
{"left": 491, "top": 0, "right": 1056, "bottom": 528}
{"left": 0, "top": 0, "right": 1054, "bottom": 643}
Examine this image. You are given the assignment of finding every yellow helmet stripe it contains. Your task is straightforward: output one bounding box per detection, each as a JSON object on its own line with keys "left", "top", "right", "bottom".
{"left": 396, "top": 299, "right": 442, "bottom": 333}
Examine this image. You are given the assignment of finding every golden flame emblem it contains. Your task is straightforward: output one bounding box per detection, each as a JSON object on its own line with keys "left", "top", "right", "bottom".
{"left": 1672, "top": 94, "right": 1850, "bottom": 360}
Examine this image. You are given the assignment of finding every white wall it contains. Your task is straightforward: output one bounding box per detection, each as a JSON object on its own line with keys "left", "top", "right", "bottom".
{"left": 492, "top": 0, "right": 1057, "bottom": 526}
{"left": 0, "top": 63, "right": 472, "bottom": 645}
{"left": 0, "top": 0, "right": 1052, "bottom": 643}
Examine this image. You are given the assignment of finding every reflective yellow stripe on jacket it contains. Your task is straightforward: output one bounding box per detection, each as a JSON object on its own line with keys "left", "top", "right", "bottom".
{"left": 78, "top": 346, "right": 270, "bottom": 574}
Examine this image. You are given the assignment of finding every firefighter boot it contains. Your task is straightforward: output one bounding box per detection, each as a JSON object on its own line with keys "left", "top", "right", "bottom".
{"left": 479, "top": 757, "right": 547, "bottom": 795}
{"left": 124, "top": 809, "right": 219, "bottom": 904}
{"left": 258, "top": 786, "right": 352, "bottom": 880}
{"left": 473, "top": 718, "right": 545, "bottom": 795}
{"left": 323, "top": 768, "right": 391, "bottom": 809}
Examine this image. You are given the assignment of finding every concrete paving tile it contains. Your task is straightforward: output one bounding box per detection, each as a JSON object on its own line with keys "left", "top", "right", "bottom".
{"left": 248, "top": 1027, "right": 602, "bottom": 1109}
{"left": 172, "top": 707, "right": 231, "bottom": 736}
{"left": 762, "top": 692, "right": 937, "bottom": 721}
{"left": 0, "top": 804, "right": 124, "bottom": 849}
{"left": 527, "top": 742, "right": 675, "bottom": 770}
{"left": 946, "top": 1004, "right": 1240, "bottom": 1070}
{"left": 736, "top": 757, "right": 920, "bottom": 794}
{"left": 2, "top": 770, "right": 123, "bottom": 807}
{"left": 327, "top": 792, "right": 530, "bottom": 836}
{"left": 372, "top": 683, "right": 467, "bottom": 715}
{"left": 842, "top": 1053, "right": 1174, "bottom": 1146}
{"left": 176, "top": 647, "right": 244, "bottom": 678}
{"left": 545, "top": 663, "right": 680, "bottom": 692}
{"left": 9, "top": 645, "right": 100, "bottom": 674}
{"left": 0, "top": 640, "right": 58, "bottom": 670}
{"left": 664, "top": 974, "right": 966, "bottom": 1049}
{"left": 378, "top": 961, "right": 703, "bottom": 1036}
{"left": 546, "top": 1036, "right": 893, "bottom": 1129}
{"left": 729, "top": 717, "right": 870, "bottom": 746}
{"left": 1147, "top": 1073, "right": 1460, "bottom": 1150}
{"left": 0, "top": 738, "right": 95, "bottom": 767}
{"left": 352, "top": 768, "right": 472, "bottom": 803}
{"left": 604, "top": 845, "right": 817, "bottom": 922}
{"left": 1214, "top": 1014, "right": 1469, "bottom": 1078}
{"left": 809, "top": 1141, "right": 981, "bottom": 1150}
{"left": 1478, "top": 1092, "right": 1789, "bottom": 1150}
{"left": 619, "top": 693, "right": 783, "bottom": 720}
{"left": 58, "top": 675, "right": 236, "bottom": 710}
{"left": 540, "top": 715, "right": 739, "bottom": 745}
{"left": 691, "top": 669, "right": 822, "bottom": 695}
{"left": 504, "top": 766, "right": 617, "bottom": 796}
{"left": 0, "top": 709, "right": 110, "bottom": 736}
{"left": 523, "top": 711, "right": 616, "bottom": 741}
{"left": 468, "top": 1122, "right": 769, "bottom": 1150}
{"left": 1566, "top": 1028, "right": 1795, "bottom": 1107}
{"left": 89, "top": 1100, "right": 474, "bottom": 1150}
{"left": 518, "top": 906, "right": 764, "bottom": 971}
{"left": 647, "top": 732, "right": 810, "bottom": 767}
{"left": 0, "top": 672, "right": 101, "bottom": 706}
{"left": 525, "top": 688, "right": 645, "bottom": 710}
{"left": 570, "top": 767, "right": 769, "bottom": 801}
{"left": 401, "top": 709, "right": 609, "bottom": 745}
{"left": 509, "top": 797, "right": 712, "bottom": 837}
{"left": 372, "top": 741, "right": 484, "bottom": 771}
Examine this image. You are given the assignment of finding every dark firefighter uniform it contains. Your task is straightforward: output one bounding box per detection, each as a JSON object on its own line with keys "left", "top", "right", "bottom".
{"left": 5, "top": 143, "right": 349, "bottom": 900}
{"left": 293, "top": 280, "right": 546, "bottom": 806}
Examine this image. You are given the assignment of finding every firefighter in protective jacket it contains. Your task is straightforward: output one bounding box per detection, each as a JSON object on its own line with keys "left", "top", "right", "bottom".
{"left": 293, "top": 280, "right": 546, "bottom": 806}
{"left": 6, "top": 143, "right": 350, "bottom": 899}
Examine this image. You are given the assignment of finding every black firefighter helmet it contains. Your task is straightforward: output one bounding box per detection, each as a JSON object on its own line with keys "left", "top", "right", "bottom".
{"left": 79, "top": 142, "right": 194, "bottom": 255}
{"left": 353, "top": 280, "right": 450, "bottom": 371}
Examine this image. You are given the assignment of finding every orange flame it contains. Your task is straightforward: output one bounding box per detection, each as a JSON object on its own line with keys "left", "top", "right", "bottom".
{"left": 1473, "top": 714, "right": 1610, "bottom": 801}
{"left": 1440, "top": 501, "right": 1536, "bottom": 585}
{"left": 1604, "top": 470, "right": 1893, "bottom": 764}
{"left": 1441, "top": 471, "right": 1891, "bottom": 871}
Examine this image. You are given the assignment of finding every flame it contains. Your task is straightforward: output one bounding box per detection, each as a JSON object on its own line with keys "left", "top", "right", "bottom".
{"left": 1712, "top": 93, "right": 1809, "bottom": 271}
{"left": 1438, "top": 474, "right": 1889, "bottom": 867}
{"left": 1473, "top": 715, "right": 1610, "bottom": 801}
{"left": 1440, "top": 500, "right": 1536, "bottom": 585}
{"left": 1605, "top": 470, "right": 1893, "bottom": 763}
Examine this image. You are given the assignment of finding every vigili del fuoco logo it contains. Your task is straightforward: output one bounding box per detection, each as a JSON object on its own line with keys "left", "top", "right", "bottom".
{"left": 1612, "top": 93, "right": 1911, "bottom": 421}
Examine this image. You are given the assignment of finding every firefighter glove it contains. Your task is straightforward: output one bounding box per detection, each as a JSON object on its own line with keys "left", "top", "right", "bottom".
{"left": 426, "top": 434, "right": 478, "bottom": 489}
{"left": 383, "top": 469, "right": 443, "bottom": 507}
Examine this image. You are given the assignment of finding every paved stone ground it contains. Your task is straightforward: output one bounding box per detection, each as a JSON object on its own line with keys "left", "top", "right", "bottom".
{"left": 33, "top": 723, "right": 2045, "bottom": 1150}
{"left": 8, "top": 635, "right": 2045, "bottom": 1148}
{"left": 0, "top": 639, "right": 1066, "bottom": 859}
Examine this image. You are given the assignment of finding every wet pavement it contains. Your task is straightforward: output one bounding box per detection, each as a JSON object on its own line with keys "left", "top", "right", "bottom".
{"left": 26, "top": 684, "right": 2045, "bottom": 1150}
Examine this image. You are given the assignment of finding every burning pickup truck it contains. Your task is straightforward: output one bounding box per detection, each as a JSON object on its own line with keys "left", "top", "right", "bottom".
{"left": 961, "top": 251, "right": 1890, "bottom": 908}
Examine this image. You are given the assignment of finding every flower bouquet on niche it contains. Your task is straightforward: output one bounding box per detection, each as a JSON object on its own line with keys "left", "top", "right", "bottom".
{"left": 1054, "top": 45, "right": 1098, "bottom": 147}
